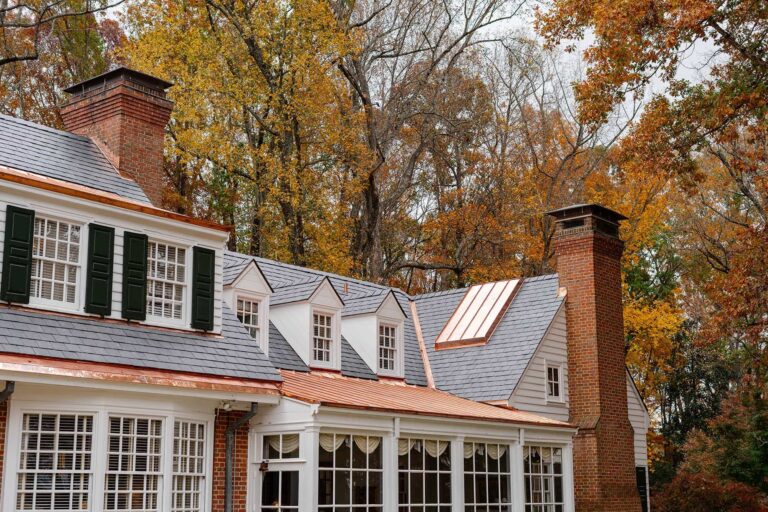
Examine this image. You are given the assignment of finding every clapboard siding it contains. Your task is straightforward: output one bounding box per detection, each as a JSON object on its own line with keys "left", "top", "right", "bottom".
{"left": 508, "top": 305, "right": 570, "bottom": 422}
{"left": 0, "top": 184, "right": 227, "bottom": 333}
{"left": 627, "top": 373, "right": 649, "bottom": 466}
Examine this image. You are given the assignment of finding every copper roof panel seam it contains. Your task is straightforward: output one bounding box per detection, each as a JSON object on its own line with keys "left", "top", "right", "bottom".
{"left": 475, "top": 280, "right": 519, "bottom": 337}
{"left": 461, "top": 280, "right": 510, "bottom": 339}
{"left": 450, "top": 282, "right": 495, "bottom": 341}
{"left": 436, "top": 287, "right": 476, "bottom": 343}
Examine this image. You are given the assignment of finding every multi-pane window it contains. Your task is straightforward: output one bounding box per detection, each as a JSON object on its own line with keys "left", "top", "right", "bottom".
{"left": 524, "top": 446, "right": 564, "bottom": 512}
{"left": 236, "top": 298, "right": 260, "bottom": 339}
{"left": 261, "top": 471, "right": 299, "bottom": 512}
{"left": 312, "top": 313, "right": 333, "bottom": 364}
{"left": 16, "top": 413, "right": 93, "bottom": 512}
{"left": 147, "top": 242, "right": 186, "bottom": 321}
{"left": 318, "top": 434, "right": 382, "bottom": 511}
{"left": 464, "top": 442, "right": 511, "bottom": 511}
{"left": 172, "top": 421, "right": 206, "bottom": 512}
{"left": 31, "top": 218, "right": 81, "bottom": 305}
{"left": 398, "top": 438, "right": 451, "bottom": 511}
{"left": 104, "top": 416, "right": 163, "bottom": 512}
{"left": 546, "top": 366, "right": 561, "bottom": 400}
{"left": 263, "top": 434, "right": 300, "bottom": 460}
{"left": 378, "top": 324, "right": 397, "bottom": 372}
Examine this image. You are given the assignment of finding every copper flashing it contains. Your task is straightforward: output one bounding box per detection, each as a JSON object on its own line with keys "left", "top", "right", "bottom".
{"left": 0, "top": 165, "right": 230, "bottom": 232}
{"left": 0, "top": 352, "right": 280, "bottom": 395}
{"left": 410, "top": 300, "right": 435, "bottom": 388}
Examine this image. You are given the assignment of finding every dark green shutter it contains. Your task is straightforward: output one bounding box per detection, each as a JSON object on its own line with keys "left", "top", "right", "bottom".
{"left": 1, "top": 205, "right": 35, "bottom": 304}
{"left": 191, "top": 247, "right": 215, "bottom": 331}
{"left": 122, "top": 232, "right": 148, "bottom": 320}
{"left": 84, "top": 224, "right": 115, "bottom": 316}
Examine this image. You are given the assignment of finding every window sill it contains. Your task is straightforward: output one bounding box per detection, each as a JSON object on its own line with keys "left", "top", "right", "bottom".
{"left": 545, "top": 399, "right": 568, "bottom": 407}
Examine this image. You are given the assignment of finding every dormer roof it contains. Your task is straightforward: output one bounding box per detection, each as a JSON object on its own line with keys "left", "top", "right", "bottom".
{"left": 342, "top": 290, "right": 407, "bottom": 318}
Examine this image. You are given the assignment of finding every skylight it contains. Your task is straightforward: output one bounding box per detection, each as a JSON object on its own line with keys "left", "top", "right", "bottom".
{"left": 435, "top": 279, "right": 520, "bottom": 348}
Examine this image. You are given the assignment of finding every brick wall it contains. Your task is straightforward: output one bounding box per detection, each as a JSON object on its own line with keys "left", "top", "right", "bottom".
{"left": 553, "top": 212, "right": 642, "bottom": 512}
{"left": 212, "top": 409, "right": 251, "bottom": 512}
{"left": 61, "top": 73, "right": 173, "bottom": 208}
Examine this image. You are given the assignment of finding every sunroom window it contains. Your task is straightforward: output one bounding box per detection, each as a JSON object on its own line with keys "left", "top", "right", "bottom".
{"left": 464, "top": 442, "right": 511, "bottom": 511}
{"left": 263, "top": 434, "right": 300, "bottom": 460}
{"left": 524, "top": 446, "right": 564, "bottom": 512}
{"left": 318, "top": 434, "right": 382, "bottom": 511}
{"left": 172, "top": 421, "right": 206, "bottom": 512}
{"left": 30, "top": 217, "right": 81, "bottom": 306}
{"left": 398, "top": 438, "right": 451, "bottom": 511}
{"left": 16, "top": 413, "right": 93, "bottom": 511}
{"left": 147, "top": 241, "right": 187, "bottom": 322}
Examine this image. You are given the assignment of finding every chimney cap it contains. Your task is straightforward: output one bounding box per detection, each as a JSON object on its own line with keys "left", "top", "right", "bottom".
{"left": 545, "top": 203, "right": 627, "bottom": 223}
{"left": 63, "top": 66, "right": 173, "bottom": 95}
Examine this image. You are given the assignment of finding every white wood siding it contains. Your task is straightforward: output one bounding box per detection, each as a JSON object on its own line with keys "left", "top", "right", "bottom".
{"left": 508, "top": 305, "right": 570, "bottom": 422}
{"left": 0, "top": 182, "right": 227, "bottom": 333}
{"left": 627, "top": 372, "right": 649, "bottom": 466}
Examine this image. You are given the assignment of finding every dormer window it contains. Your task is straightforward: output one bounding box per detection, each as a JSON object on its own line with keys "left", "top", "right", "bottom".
{"left": 30, "top": 216, "right": 82, "bottom": 308}
{"left": 547, "top": 364, "right": 562, "bottom": 401}
{"left": 146, "top": 241, "right": 187, "bottom": 324}
{"left": 237, "top": 297, "right": 261, "bottom": 339}
{"left": 312, "top": 312, "right": 333, "bottom": 364}
{"left": 378, "top": 323, "right": 397, "bottom": 373}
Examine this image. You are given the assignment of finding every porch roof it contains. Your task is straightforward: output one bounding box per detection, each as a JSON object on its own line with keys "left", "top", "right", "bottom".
{"left": 279, "top": 370, "right": 573, "bottom": 428}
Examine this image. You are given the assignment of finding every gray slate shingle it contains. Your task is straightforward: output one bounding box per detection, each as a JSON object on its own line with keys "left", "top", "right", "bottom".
{"left": 341, "top": 336, "right": 377, "bottom": 380}
{"left": 415, "top": 275, "right": 563, "bottom": 401}
{"left": 268, "top": 321, "right": 308, "bottom": 372}
{"left": 0, "top": 304, "right": 281, "bottom": 382}
{"left": 0, "top": 114, "right": 150, "bottom": 204}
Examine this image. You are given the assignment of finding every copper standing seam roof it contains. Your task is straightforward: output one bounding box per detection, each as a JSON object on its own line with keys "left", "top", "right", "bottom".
{"left": 435, "top": 279, "right": 521, "bottom": 349}
{"left": 0, "top": 165, "right": 229, "bottom": 232}
{"left": 0, "top": 353, "right": 281, "bottom": 395}
{"left": 279, "top": 370, "right": 573, "bottom": 428}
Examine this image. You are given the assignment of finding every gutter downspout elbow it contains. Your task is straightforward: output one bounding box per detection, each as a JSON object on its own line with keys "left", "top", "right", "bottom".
{"left": 0, "top": 381, "right": 15, "bottom": 403}
{"left": 225, "top": 403, "right": 258, "bottom": 512}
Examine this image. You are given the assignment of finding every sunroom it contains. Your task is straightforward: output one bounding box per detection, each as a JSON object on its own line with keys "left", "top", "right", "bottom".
{"left": 250, "top": 371, "right": 576, "bottom": 512}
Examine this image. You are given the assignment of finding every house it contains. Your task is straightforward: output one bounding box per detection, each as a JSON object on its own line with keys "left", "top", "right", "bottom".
{"left": 0, "top": 68, "right": 650, "bottom": 512}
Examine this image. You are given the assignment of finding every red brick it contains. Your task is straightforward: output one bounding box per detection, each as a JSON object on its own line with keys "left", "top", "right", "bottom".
{"left": 552, "top": 209, "right": 642, "bottom": 512}
{"left": 61, "top": 71, "right": 173, "bottom": 208}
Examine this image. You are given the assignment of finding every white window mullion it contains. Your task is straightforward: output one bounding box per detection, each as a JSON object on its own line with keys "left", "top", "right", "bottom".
{"left": 93, "top": 412, "right": 108, "bottom": 512}
{"left": 162, "top": 417, "right": 175, "bottom": 512}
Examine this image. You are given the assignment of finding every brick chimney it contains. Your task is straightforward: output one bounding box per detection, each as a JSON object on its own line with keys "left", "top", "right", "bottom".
{"left": 61, "top": 67, "right": 173, "bottom": 207}
{"left": 547, "top": 204, "right": 641, "bottom": 512}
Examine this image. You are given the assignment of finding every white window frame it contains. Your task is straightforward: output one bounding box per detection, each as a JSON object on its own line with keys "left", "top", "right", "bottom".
{"left": 544, "top": 362, "right": 564, "bottom": 403}
{"left": 310, "top": 307, "right": 339, "bottom": 370}
{"left": 523, "top": 444, "right": 565, "bottom": 512}
{"left": 316, "top": 432, "right": 384, "bottom": 510}
{"left": 397, "top": 437, "right": 452, "bottom": 511}
{"left": 235, "top": 293, "right": 269, "bottom": 355}
{"left": 28, "top": 213, "right": 86, "bottom": 313}
{"left": 145, "top": 239, "right": 191, "bottom": 329}
{"left": 252, "top": 431, "right": 306, "bottom": 512}
{"left": 2, "top": 399, "right": 214, "bottom": 512}
{"left": 376, "top": 319, "right": 404, "bottom": 378}
{"left": 463, "top": 440, "right": 513, "bottom": 511}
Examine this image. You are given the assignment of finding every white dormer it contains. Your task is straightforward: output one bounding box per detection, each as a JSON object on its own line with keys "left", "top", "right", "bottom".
{"left": 341, "top": 291, "right": 406, "bottom": 379}
{"left": 270, "top": 278, "right": 344, "bottom": 371}
{"left": 223, "top": 260, "right": 272, "bottom": 355}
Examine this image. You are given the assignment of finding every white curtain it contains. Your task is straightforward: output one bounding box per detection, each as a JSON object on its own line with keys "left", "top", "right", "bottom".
{"left": 424, "top": 440, "right": 449, "bottom": 458}
{"left": 464, "top": 443, "right": 476, "bottom": 459}
{"left": 398, "top": 439, "right": 416, "bottom": 456}
{"left": 487, "top": 444, "right": 507, "bottom": 460}
{"left": 353, "top": 436, "right": 381, "bottom": 454}
{"left": 319, "top": 434, "right": 346, "bottom": 453}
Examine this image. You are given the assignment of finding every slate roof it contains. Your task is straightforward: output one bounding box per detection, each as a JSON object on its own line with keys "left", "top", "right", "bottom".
{"left": 415, "top": 274, "right": 563, "bottom": 402}
{"left": 223, "top": 252, "right": 428, "bottom": 386}
{"left": 268, "top": 321, "right": 308, "bottom": 372}
{"left": 0, "top": 304, "right": 281, "bottom": 382}
{"left": 341, "top": 291, "right": 389, "bottom": 316}
{"left": 0, "top": 114, "right": 150, "bottom": 204}
{"left": 341, "top": 336, "right": 377, "bottom": 380}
